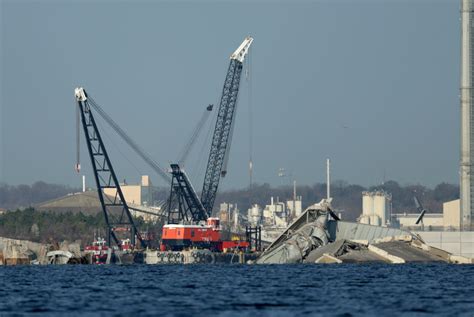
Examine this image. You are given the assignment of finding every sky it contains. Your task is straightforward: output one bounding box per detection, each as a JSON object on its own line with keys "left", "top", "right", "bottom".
{"left": 0, "top": 0, "right": 460, "bottom": 190}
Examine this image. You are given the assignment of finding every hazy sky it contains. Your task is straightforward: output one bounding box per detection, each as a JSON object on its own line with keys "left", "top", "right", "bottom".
{"left": 0, "top": 0, "right": 460, "bottom": 190}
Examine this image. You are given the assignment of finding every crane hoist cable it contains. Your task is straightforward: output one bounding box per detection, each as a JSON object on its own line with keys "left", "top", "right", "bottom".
{"left": 75, "top": 98, "right": 81, "bottom": 173}
{"left": 95, "top": 114, "right": 144, "bottom": 177}
{"left": 177, "top": 104, "right": 214, "bottom": 166}
{"left": 246, "top": 44, "right": 253, "bottom": 189}
{"left": 87, "top": 97, "right": 171, "bottom": 185}
{"left": 190, "top": 104, "right": 219, "bottom": 182}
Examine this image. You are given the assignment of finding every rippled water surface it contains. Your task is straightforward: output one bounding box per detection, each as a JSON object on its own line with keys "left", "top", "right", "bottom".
{"left": 1, "top": 264, "right": 473, "bottom": 316}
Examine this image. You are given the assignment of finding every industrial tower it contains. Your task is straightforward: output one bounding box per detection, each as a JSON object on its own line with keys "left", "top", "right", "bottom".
{"left": 461, "top": 0, "right": 474, "bottom": 231}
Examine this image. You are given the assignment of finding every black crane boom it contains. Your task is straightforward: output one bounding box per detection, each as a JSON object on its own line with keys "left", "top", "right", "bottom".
{"left": 200, "top": 36, "right": 253, "bottom": 215}
{"left": 75, "top": 87, "right": 144, "bottom": 248}
{"left": 200, "top": 59, "right": 243, "bottom": 214}
{"left": 167, "top": 164, "right": 207, "bottom": 224}
{"left": 166, "top": 36, "right": 253, "bottom": 223}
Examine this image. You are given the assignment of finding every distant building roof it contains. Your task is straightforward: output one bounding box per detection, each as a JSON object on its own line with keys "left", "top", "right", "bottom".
{"left": 393, "top": 213, "right": 443, "bottom": 218}
{"left": 35, "top": 191, "right": 105, "bottom": 215}
{"left": 35, "top": 190, "right": 164, "bottom": 219}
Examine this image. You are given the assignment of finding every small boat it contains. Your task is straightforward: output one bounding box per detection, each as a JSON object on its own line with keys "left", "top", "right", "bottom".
{"left": 120, "top": 238, "right": 132, "bottom": 253}
{"left": 84, "top": 237, "right": 110, "bottom": 264}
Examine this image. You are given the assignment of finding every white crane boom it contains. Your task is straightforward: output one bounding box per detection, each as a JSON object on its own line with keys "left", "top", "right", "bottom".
{"left": 230, "top": 36, "right": 253, "bottom": 62}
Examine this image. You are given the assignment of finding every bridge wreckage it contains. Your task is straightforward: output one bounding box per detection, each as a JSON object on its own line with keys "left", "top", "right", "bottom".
{"left": 256, "top": 200, "right": 473, "bottom": 264}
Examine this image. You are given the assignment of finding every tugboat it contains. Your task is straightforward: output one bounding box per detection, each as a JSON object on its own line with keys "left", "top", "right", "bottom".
{"left": 120, "top": 238, "right": 132, "bottom": 252}
{"left": 84, "top": 237, "right": 110, "bottom": 264}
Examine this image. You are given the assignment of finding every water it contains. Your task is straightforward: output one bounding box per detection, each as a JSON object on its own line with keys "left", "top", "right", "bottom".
{"left": 0, "top": 264, "right": 473, "bottom": 316}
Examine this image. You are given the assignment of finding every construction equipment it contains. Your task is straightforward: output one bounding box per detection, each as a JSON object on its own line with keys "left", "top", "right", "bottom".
{"left": 201, "top": 36, "right": 253, "bottom": 214}
{"left": 75, "top": 87, "right": 144, "bottom": 249}
{"left": 162, "top": 36, "right": 253, "bottom": 251}
{"left": 414, "top": 195, "right": 428, "bottom": 226}
{"left": 167, "top": 164, "right": 207, "bottom": 224}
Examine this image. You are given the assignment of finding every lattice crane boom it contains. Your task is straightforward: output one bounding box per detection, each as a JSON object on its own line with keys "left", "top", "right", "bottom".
{"left": 75, "top": 87, "right": 144, "bottom": 248}
{"left": 200, "top": 36, "right": 253, "bottom": 215}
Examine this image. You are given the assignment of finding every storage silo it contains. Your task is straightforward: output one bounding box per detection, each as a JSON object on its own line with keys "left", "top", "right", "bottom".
{"left": 373, "top": 192, "right": 386, "bottom": 226}
{"left": 370, "top": 215, "right": 381, "bottom": 226}
{"left": 362, "top": 192, "right": 374, "bottom": 216}
{"left": 359, "top": 215, "right": 370, "bottom": 224}
{"left": 373, "top": 191, "right": 391, "bottom": 226}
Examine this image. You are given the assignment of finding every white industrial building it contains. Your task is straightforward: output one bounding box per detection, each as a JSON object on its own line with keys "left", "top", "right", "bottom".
{"left": 286, "top": 196, "right": 303, "bottom": 219}
{"left": 392, "top": 199, "right": 461, "bottom": 231}
{"left": 219, "top": 202, "right": 241, "bottom": 231}
{"left": 247, "top": 204, "right": 262, "bottom": 226}
{"left": 262, "top": 197, "right": 288, "bottom": 227}
{"left": 392, "top": 213, "right": 444, "bottom": 230}
{"left": 247, "top": 196, "right": 303, "bottom": 228}
{"left": 103, "top": 175, "right": 156, "bottom": 207}
{"left": 358, "top": 191, "right": 392, "bottom": 227}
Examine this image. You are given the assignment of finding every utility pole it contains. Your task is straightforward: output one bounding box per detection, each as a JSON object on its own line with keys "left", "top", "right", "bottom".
{"left": 249, "top": 160, "right": 253, "bottom": 189}
{"left": 326, "top": 158, "right": 331, "bottom": 200}
{"left": 293, "top": 180, "right": 296, "bottom": 219}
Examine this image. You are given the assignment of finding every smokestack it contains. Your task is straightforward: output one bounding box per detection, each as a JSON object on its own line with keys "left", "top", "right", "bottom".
{"left": 460, "top": 0, "right": 473, "bottom": 231}
{"left": 82, "top": 175, "right": 86, "bottom": 192}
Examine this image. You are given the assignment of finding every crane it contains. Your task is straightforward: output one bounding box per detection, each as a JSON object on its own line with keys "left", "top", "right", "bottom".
{"left": 162, "top": 36, "right": 253, "bottom": 251}
{"left": 201, "top": 36, "right": 253, "bottom": 214}
{"left": 75, "top": 87, "right": 144, "bottom": 248}
{"left": 167, "top": 36, "right": 253, "bottom": 223}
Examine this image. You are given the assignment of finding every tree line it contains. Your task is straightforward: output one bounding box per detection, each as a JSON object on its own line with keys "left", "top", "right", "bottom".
{"left": 0, "top": 208, "right": 162, "bottom": 246}
{"left": 0, "top": 182, "right": 79, "bottom": 209}
{"left": 209, "top": 180, "right": 459, "bottom": 221}
{"left": 0, "top": 181, "right": 460, "bottom": 244}
{"left": 1, "top": 180, "right": 460, "bottom": 222}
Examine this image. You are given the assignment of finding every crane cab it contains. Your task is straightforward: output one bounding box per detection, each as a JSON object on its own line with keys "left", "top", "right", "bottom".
{"left": 160, "top": 221, "right": 221, "bottom": 251}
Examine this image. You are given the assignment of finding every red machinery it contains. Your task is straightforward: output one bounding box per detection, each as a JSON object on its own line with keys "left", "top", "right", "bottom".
{"left": 161, "top": 218, "right": 250, "bottom": 252}
{"left": 160, "top": 218, "right": 221, "bottom": 251}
